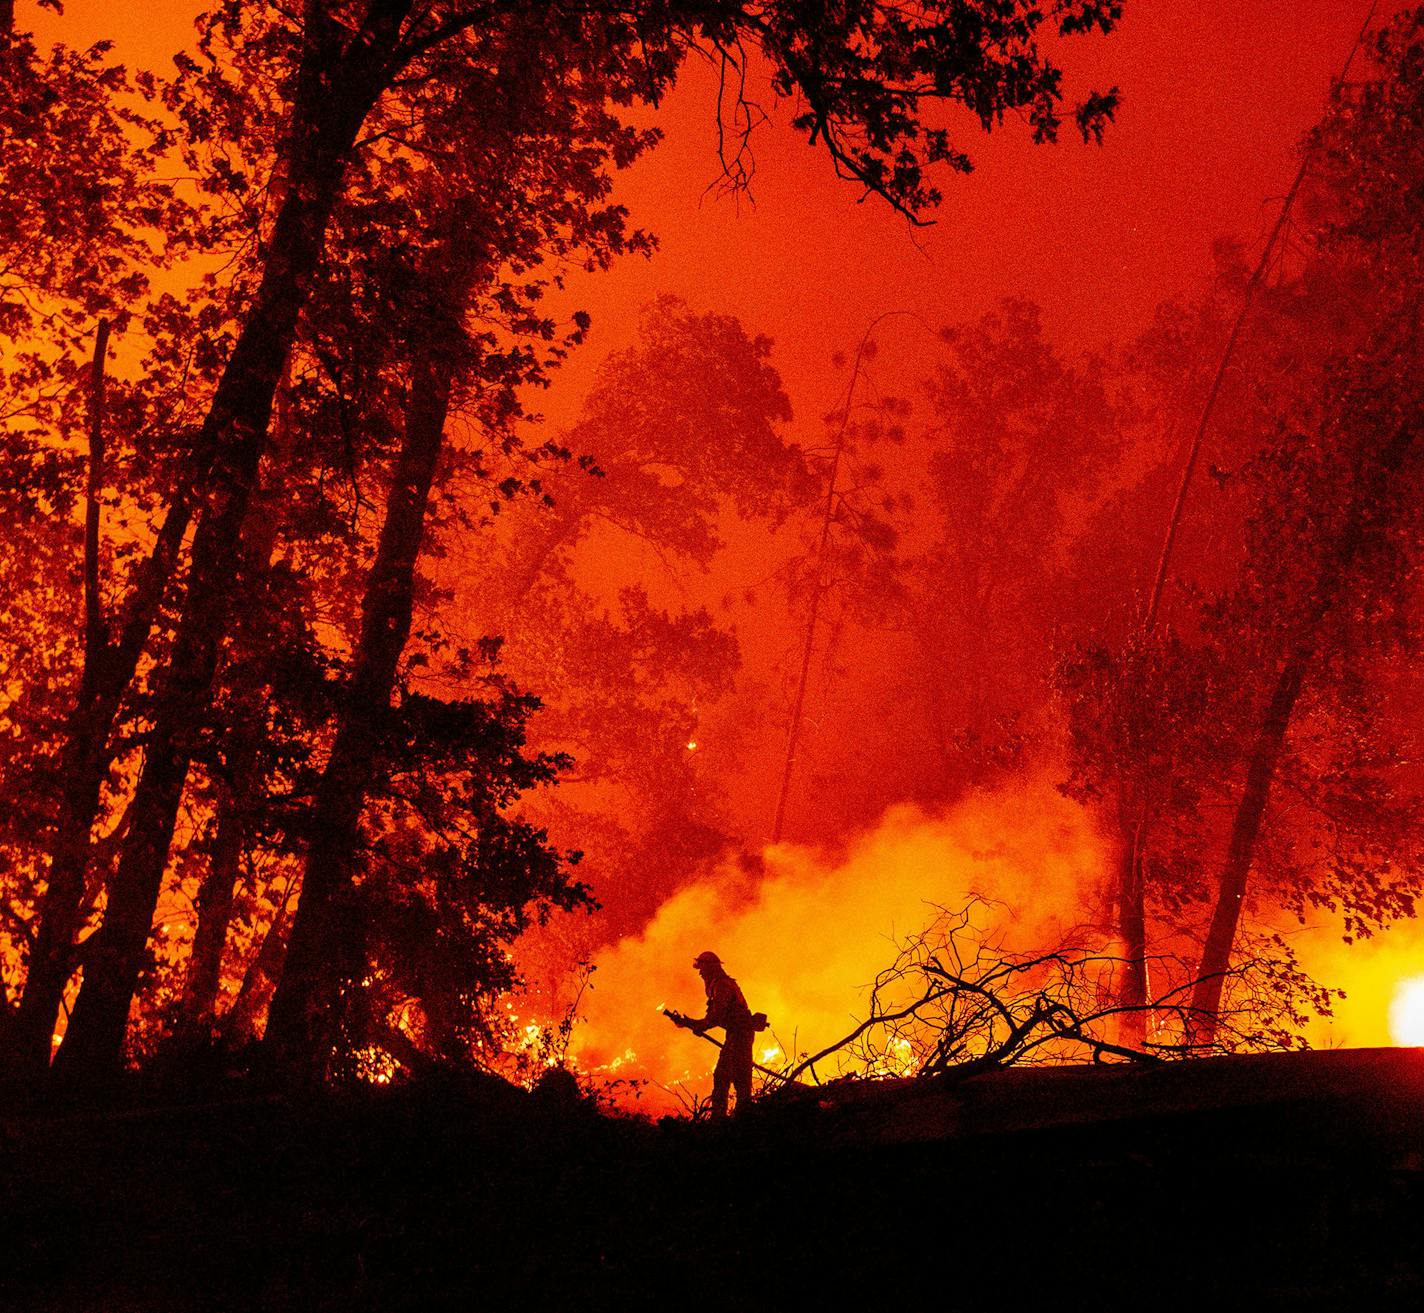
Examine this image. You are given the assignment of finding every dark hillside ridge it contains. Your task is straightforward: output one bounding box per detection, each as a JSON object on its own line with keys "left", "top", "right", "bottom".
{"left": 780, "top": 1044, "right": 1424, "bottom": 1143}
{"left": 2, "top": 1048, "right": 1422, "bottom": 1311}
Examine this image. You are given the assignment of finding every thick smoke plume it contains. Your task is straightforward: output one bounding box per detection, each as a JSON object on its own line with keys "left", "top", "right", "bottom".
{"left": 569, "top": 774, "right": 1109, "bottom": 1106}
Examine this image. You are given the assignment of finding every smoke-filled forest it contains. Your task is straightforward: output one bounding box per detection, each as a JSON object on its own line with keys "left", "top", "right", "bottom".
{"left": 4, "top": 0, "right": 1424, "bottom": 1307}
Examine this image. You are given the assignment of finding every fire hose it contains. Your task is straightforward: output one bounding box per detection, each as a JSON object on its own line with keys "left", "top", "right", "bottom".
{"left": 660, "top": 1007, "right": 787, "bottom": 1084}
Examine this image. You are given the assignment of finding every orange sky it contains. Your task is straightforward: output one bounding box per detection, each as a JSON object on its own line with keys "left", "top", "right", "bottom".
{"left": 27, "top": 0, "right": 1393, "bottom": 840}
{"left": 32, "top": 0, "right": 1387, "bottom": 425}
{"left": 555, "top": 0, "right": 1387, "bottom": 414}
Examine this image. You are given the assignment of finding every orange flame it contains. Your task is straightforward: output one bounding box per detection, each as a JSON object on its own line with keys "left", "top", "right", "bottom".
{"left": 1389, "top": 975, "right": 1424, "bottom": 1047}
{"left": 1295, "top": 918, "right": 1424, "bottom": 1051}
{"left": 568, "top": 773, "right": 1109, "bottom": 1109}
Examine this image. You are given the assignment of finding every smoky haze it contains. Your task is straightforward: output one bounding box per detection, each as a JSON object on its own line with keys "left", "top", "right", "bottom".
{"left": 7, "top": 0, "right": 1421, "bottom": 1098}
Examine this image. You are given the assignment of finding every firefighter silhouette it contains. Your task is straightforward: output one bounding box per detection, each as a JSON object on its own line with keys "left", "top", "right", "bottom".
{"left": 667, "top": 951, "right": 765, "bottom": 1117}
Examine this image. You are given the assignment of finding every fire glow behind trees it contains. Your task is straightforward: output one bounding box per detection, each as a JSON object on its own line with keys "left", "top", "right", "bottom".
{"left": 2, "top": 0, "right": 1424, "bottom": 1106}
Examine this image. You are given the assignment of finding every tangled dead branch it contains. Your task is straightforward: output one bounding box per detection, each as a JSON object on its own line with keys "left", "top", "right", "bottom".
{"left": 768, "top": 899, "right": 1335, "bottom": 1090}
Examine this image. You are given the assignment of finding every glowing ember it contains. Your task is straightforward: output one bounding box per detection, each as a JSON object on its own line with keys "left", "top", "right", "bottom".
{"left": 353, "top": 1046, "right": 398, "bottom": 1085}
{"left": 1389, "top": 975, "right": 1424, "bottom": 1047}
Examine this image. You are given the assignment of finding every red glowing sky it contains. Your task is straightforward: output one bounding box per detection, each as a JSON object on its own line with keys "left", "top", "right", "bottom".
{"left": 559, "top": 0, "right": 1386, "bottom": 411}
{"left": 35, "top": 0, "right": 1385, "bottom": 418}
{"left": 29, "top": 3, "right": 1391, "bottom": 838}
{"left": 27, "top": 0, "right": 1401, "bottom": 842}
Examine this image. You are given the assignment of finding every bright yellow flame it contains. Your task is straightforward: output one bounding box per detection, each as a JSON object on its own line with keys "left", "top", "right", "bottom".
{"left": 686, "top": 740, "right": 698, "bottom": 751}
{"left": 1389, "top": 974, "right": 1424, "bottom": 1046}
{"left": 569, "top": 774, "right": 1104, "bottom": 1111}
{"left": 353, "top": 1045, "right": 398, "bottom": 1085}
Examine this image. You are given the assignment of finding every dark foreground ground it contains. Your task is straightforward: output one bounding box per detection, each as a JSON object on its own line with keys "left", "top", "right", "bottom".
{"left": 3, "top": 1047, "right": 1423, "bottom": 1311}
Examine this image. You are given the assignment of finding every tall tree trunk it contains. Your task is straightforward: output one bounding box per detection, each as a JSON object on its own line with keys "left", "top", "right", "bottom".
{"left": 772, "top": 399, "right": 848, "bottom": 844}
{"left": 266, "top": 56, "right": 541, "bottom": 1069}
{"left": 50, "top": 40, "right": 392, "bottom": 1084}
{"left": 1188, "top": 638, "right": 1312, "bottom": 1038}
{"left": 1190, "top": 417, "right": 1417, "bottom": 1042}
{"left": 1128, "top": 10, "right": 1380, "bottom": 1042}
{"left": 13, "top": 498, "right": 199, "bottom": 1073}
{"left": 7, "top": 317, "right": 141, "bottom": 1075}
{"left": 221, "top": 904, "right": 292, "bottom": 1049}
{"left": 265, "top": 347, "right": 457, "bottom": 1069}
{"left": 174, "top": 365, "right": 296, "bottom": 1042}
{"left": 175, "top": 771, "right": 251, "bottom": 1037}
{"left": 1114, "top": 814, "right": 1150, "bottom": 1046}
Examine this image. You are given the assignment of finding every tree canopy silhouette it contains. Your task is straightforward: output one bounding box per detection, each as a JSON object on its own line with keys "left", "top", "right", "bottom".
{"left": 0, "top": 0, "right": 1122, "bottom": 1085}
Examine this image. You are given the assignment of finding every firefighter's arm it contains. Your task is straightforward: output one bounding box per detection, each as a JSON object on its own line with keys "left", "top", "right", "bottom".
{"left": 664, "top": 1007, "right": 709, "bottom": 1034}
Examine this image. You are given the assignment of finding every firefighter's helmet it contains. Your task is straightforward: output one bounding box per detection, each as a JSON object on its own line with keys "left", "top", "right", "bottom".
{"left": 693, "top": 951, "right": 722, "bottom": 970}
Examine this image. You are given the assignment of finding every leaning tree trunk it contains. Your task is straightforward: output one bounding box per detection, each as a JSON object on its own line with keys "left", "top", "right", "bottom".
{"left": 1189, "top": 417, "right": 1418, "bottom": 1043}
{"left": 1188, "top": 640, "right": 1312, "bottom": 1039}
{"left": 173, "top": 370, "right": 297, "bottom": 1043}
{"left": 11, "top": 319, "right": 110, "bottom": 1071}
{"left": 266, "top": 37, "right": 589, "bottom": 1069}
{"left": 7, "top": 319, "right": 201, "bottom": 1074}
{"left": 265, "top": 176, "right": 499, "bottom": 1072}
{"left": 13, "top": 487, "right": 200, "bottom": 1074}
{"left": 174, "top": 765, "right": 252, "bottom": 1038}
{"left": 49, "top": 45, "right": 390, "bottom": 1085}
{"left": 222, "top": 904, "right": 292, "bottom": 1049}
{"left": 264, "top": 345, "right": 458, "bottom": 1071}
{"left": 1137, "top": 4, "right": 1388, "bottom": 1048}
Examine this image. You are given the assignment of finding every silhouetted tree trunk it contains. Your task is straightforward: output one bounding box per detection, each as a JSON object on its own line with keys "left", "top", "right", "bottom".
{"left": 4, "top": 317, "right": 172, "bottom": 1076}
{"left": 1142, "top": 1, "right": 1384, "bottom": 1046}
{"left": 174, "top": 368, "right": 296, "bottom": 1043}
{"left": 266, "top": 323, "right": 462, "bottom": 1070}
{"left": 175, "top": 772, "right": 251, "bottom": 1037}
{"left": 51, "top": 16, "right": 406, "bottom": 1084}
{"left": 1115, "top": 816, "right": 1149, "bottom": 1045}
{"left": 772, "top": 370, "right": 851, "bottom": 844}
{"left": 222, "top": 905, "right": 292, "bottom": 1048}
{"left": 1191, "top": 417, "right": 1418, "bottom": 1040}
{"left": 1189, "top": 642, "right": 1311, "bottom": 1039}
{"left": 13, "top": 494, "right": 200, "bottom": 1073}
